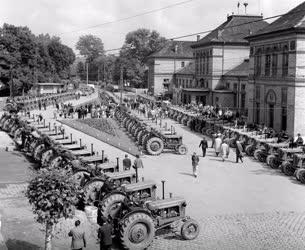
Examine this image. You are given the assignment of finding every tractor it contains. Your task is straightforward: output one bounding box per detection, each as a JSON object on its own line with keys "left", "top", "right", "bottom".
{"left": 144, "top": 128, "right": 188, "bottom": 155}
{"left": 294, "top": 154, "right": 305, "bottom": 184}
{"left": 264, "top": 142, "right": 290, "bottom": 168}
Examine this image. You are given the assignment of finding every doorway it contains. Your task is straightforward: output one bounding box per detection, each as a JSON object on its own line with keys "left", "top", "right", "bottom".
{"left": 269, "top": 104, "right": 274, "bottom": 128}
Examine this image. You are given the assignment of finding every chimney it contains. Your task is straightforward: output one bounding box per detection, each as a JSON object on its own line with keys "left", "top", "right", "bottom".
{"left": 197, "top": 35, "right": 200, "bottom": 41}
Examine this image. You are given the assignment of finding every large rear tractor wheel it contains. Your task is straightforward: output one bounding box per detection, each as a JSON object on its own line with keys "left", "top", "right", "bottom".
{"left": 177, "top": 144, "right": 188, "bottom": 155}
{"left": 269, "top": 156, "right": 279, "bottom": 169}
{"left": 245, "top": 145, "right": 254, "bottom": 156}
{"left": 83, "top": 178, "right": 105, "bottom": 204}
{"left": 282, "top": 161, "right": 295, "bottom": 176}
{"left": 181, "top": 219, "right": 200, "bottom": 240}
{"left": 253, "top": 149, "right": 261, "bottom": 161}
{"left": 146, "top": 137, "right": 164, "bottom": 155}
{"left": 298, "top": 169, "right": 305, "bottom": 184}
{"left": 119, "top": 212, "right": 155, "bottom": 250}
{"left": 100, "top": 193, "right": 126, "bottom": 218}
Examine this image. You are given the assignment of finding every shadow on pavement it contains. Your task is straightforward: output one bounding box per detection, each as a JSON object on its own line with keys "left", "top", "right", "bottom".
{"left": 250, "top": 168, "right": 286, "bottom": 176}
{"left": 6, "top": 238, "right": 41, "bottom": 250}
{"left": 179, "top": 172, "right": 194, "bottom": 177}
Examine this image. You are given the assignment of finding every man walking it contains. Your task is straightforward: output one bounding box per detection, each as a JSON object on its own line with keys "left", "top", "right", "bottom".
{"left": 97, "top": 216, "right": 112, "bottom": 250}
{"left": 133, "top": 154, "right": 144, "bottom": 181}
{"left": 220, "top": 140, "right": 230, "bottom": 162}
{"left": 214, "top": 135, "right": 222, "bottom": 156}
{"left": 199, "top": 137, "right": 208, "bottom": 157}
{"left": 236, "top": 140, "right": 244, "bottom": 163}
{"left": 123, "top": 154, "right": 131, "bottom": 171}
{"left": 191, "top": 152, "right": 199, "bottom": 178}
{"left": 68, "top": 220, "right": 86, "bottom": 250}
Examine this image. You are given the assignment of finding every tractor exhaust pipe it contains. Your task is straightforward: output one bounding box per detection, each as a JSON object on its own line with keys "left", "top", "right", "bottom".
{"left": 169, "top": 192, "right": 172, "bottom": 198}
{"left": 70, "top": 133, "right": 73, "bottom": 143}
{"left": 116, "top": 157, "right": 119, "bottom": 171}
{"left": 102, "top": 150, "right": 104, "bottom": 162}
{"left": 161, "top": 180, "right": 165, "bottom": 199}
{"left": 79, "top": 138, "right": 82, "bottom": 147}
{"left": 91, "top": 143, "right": 94, "bottom": 155}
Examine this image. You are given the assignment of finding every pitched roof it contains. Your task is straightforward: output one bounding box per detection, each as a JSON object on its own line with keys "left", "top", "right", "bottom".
{"left": 224, "top": 59, "right": 249, "bottom": 77}
{"left": 147, "top": 40, "right": 194, "bottom": 59}
{"left": 248, "top": 2, "right": 305, "bottom": 38}
{"left": 192, "top": 15, "right": 269, "bottom": 48}
{"left": 175, "top": 62, "right": 195, "bottom": 75}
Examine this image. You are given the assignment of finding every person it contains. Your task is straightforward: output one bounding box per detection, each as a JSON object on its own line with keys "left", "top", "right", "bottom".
{"left": 214, "top": 135, "right": 222, "bottom": 157}
{"left": 220, "top": 140, "right": 230, "bottom": 162}
{"left": 97, "top": 216, "right": 112, "bottom": 250}
{"left": 191, "top": 152, "right": 199, "bottom": 178}
{"left": 199, "top": 137, "right": 208, "bottom": 157}
{"left": 122, "top": 154, "right": 131, "bottom": 171}
{"left": 133, "top": 154, "right": 144, "bottom": 169}
{"left": 68, "top": 220, "right": 86, "bottom": 250}
{"left": 235, "top": 140, "right": 244, "bottom": 163}
{"left": 295, "top": 133, "right": 304, "bottom": 147}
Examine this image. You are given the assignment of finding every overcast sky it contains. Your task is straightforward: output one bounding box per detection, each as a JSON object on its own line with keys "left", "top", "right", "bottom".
{"left": 0, "top": 0, "right": 304, "bottom": 54}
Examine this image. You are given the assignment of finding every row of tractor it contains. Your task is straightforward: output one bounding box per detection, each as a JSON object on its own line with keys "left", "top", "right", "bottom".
{"left": 166, "top": 106, "right": 305, "bottom": 184}
{"left": 0, "top": 111, "right": 199, "bottom": 249}
{"left": 114, "top": 106, "right": 188, "bottom": 155}
{"left": 5, "top": 91, "right": 77, "bottom": 113}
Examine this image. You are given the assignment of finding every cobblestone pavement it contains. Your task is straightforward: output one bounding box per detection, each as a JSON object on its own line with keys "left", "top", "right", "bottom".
{"left": 2, "top": 92, "right": 305, "bottom": 249}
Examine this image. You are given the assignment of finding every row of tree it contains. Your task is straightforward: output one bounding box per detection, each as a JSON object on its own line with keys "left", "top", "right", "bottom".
{"left": 75, "top": 29, "right": 167, "bottom": 88}
{"left": 0, "top": 23, "right": 75, "bottom": 95}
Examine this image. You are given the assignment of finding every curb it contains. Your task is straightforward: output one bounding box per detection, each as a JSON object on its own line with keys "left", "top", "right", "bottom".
{"left": 0, "top": 214, "right": 8, "bottom": 250}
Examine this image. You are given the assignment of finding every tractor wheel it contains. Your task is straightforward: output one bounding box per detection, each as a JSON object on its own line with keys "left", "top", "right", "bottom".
{"left": 181, "top": 219, "right": 200, "bottom": 240}
{"left": 299, "top": 170, "right": 305, "bottom": 184}
{"left": 194, "top": 124, "right": 201, "bottom": 132}
{"left": 146, "top": 137, "right": 164, "bottom": 155}
{"left": 269, "top": 156, "right": 279, "bottom": 169}
{"left": 84, "top": 178, "right": 105, "bottom": 204}
{"left": 119, "top": 212, "right": 155, "bottom": 250}
{"left": 228, "top": 138, "right": 236, "bottom": 148}
{"left": 186, "top": 120, "right": 192, "bottom": 128}
{"left": 295, "top": 168, "right": 303, "bottom": 180}
{"left": 100, "top": 193, "right": 126, "bottom": 218}
{"left": 245, "top": 145, "right": 254, "bottom": 156}
{"left": 282, "top": 161, "right": 295, "bottom": 176}
{"left": 49, "top": 156, "right": 63, "bottom": 169}
{"left": 266, "top": 155, "right": 275, "bottom": 166}
{"left": 253, "top": 149, "right": 261, "bottom": 161}
{"left": 141, "top": 133, "right": 150, "bottom": 147}
{"left": 177, "top": 144, "right": 188, "bottom": 155}
{"left": 70, "top": 169, "right": 91, "bottom": 186}
{"left": 137, "top": 130, "right": 144, "bottom": 143}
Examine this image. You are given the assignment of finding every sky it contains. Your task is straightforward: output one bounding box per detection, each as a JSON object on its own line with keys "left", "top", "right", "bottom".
{"left": 0, "top": 0, "right": 304, "bottom": 54}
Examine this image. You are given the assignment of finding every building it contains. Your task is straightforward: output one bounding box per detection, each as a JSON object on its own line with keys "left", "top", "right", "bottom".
{"left": 189, "top": 14, "right": 268, "bottom": 109}
{"left": 31, "top": 82, "right": 65, "bottom": 95}
{"left": 246, "top": 2, "right": 305, "bottom": 136}
{"left": 146, "top": 40, "right": 193, "bottom": 97}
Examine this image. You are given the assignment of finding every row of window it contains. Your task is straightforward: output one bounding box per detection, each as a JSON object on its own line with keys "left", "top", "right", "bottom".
{"left": 254, "top": 52, "right": 289, "bottom": 77}
{"left": 195, "top": 56, "right": 210, "bottom": 75}
{"left": 225, "top": 82, "right": 246, "bottom": 92}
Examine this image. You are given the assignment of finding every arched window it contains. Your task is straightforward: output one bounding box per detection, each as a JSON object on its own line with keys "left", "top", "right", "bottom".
{"left": 282, "top": 45, "right": 289, "bottom": 77}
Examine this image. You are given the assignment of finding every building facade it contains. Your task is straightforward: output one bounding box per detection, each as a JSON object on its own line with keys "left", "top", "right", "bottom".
{"left": 31, "top": 83, "right": 65, "bottom": 95}
{"left": 246, "top": 2, "right": 305, "bottom": 136}
{"left": 189, "top": 14, "right": 268, "bottom": 110}
{"left": 146, "top": 40, "right": 193, "bottom": 97}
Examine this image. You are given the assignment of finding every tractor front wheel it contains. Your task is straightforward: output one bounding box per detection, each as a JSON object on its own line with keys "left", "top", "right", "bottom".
{"left": 177, "top": 144, "right": 188, "bottom": 155}
{"left": 282, "top": 161, "right": 294, "bottom": 176}
{"left": 146, "top": 137, "right": 164, "bottom": 155}
{"left": 181, "top": 219, "right": 200, "bottom": 240}
{"left": 119, "top": 212, "right": 155, "bottom": 250}
{"left": 298, "top": 169, "right": 305, "bottom": 184}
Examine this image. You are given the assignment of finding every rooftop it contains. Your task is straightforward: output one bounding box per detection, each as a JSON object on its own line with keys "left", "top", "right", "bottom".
{"left": 224, "top": 59, "right": 249, "bottom": 77}
{"left": 175, "top": 62, "right": 195, "bottom": 75}
{"left": 247, "top": 2, "right": 305, "bottom": 39}
{"left": 147, "top": 40, "right": 194, "bottom": 59}
{"left": 35, "top": 82, "right": 65, "bottom": 86}
{"left": 192, "top": 14, "right": 269, "bottom": 48}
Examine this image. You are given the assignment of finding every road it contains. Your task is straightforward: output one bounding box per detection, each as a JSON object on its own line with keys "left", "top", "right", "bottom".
{"left": 1, "top": 91, "right": 305, "bottom": 249}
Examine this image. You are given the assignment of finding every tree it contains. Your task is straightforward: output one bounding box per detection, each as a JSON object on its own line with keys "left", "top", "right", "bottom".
{"left": 76, "top": 34, "right": 104, "bottom": 62}
{"left": 119, "top": 29, "right": 166, "bottom": 88}
{"left": 76, "top": 61, "right": 85, "bottom": 80}
{"left": 26, "top": 168, "right": 83, "bottom": 250}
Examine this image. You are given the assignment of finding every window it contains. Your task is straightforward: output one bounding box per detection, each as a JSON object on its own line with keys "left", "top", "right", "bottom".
{"left": 256, "top": 103, "right": 260, "bottom": 124}
{"left": 282, "top": 107, "right": 287, "bottom": 131}
{"left": 163, "top": 79, "right": 170, "bottom": 90}
{"left": 282, "top": 47, "right": 289, "bottom": 77}
{"left": 233, "top": 83, "right": 238, "bottom": 92}
{"left": 241, "top": 84, "right": 246, "bottom": 91}
{"left": 272, "top": 54, "right": 278, "bottom": 76}
{"left": 281, "top": 88, "right": 287, "bottom": 105}
{"left": 241, "top": 93, "right": 246, "bottom": 108}
{"left": 265, "top": 54, "right": 271, "bottom": 76}
{"left": 226, "top": 82, "right": 230, "bottom": 89}
{"left": 181, "top": 61, "right": 185, "bottom": 67}
{"left": 255, "top": 86, "right": 260, "bottom": 102}
{"left": 215, "top": 97, "right": 219, "bottom": 102}
{"left": 254, "top": 54, "right": 261, "bottom": 76}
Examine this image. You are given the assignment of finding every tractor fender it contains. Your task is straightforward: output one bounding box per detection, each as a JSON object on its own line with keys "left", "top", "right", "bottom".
{"left": 119, "top": 207, "right": 152, "bottom": 223}
{"left": 102, "top": 190, "right": 126, "bottom": 202}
